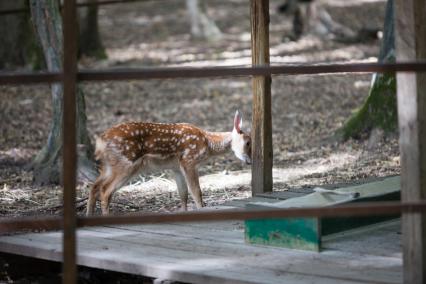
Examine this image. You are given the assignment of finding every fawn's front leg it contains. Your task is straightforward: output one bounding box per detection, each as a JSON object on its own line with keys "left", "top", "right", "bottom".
{"left": 180, "top": 163, "right": 203, "bottom": 209}
{"left": 173, "top": 170, "right": 189, "bottom": 211}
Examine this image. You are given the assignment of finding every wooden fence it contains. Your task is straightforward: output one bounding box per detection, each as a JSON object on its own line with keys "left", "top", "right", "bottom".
{"left": 0, "top": 0, "right": 425, "bottom": 283}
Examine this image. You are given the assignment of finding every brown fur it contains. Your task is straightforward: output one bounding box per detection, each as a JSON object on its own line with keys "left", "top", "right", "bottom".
{"left": 87, "top": 113, "right": 251, "bottom": 215}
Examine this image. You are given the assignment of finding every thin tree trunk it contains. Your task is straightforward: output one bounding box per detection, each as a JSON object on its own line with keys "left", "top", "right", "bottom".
{"left": 279, "top": 0, "right": 378, "bottom": 43}
{"left": 186, "top": 0, "right": 222, "bottom": 41}
{"left": 0, "top": 1, "right": 43, "bottom": 69}
{"left": 78, "top": 0, "right": 106, "bottom": 59}
{"left": 340, "top": 0, "right": 396, "bottom": 139}
{"left": 29, "top": 0, "right": 95, "bottom": 185}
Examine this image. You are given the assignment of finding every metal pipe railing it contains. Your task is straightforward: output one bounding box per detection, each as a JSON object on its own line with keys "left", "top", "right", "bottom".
{"left": 1, "top": 200, "right": 424, "bottom": 234}
{"left": 0, "top": 61, "right": 425, "bottom": 85}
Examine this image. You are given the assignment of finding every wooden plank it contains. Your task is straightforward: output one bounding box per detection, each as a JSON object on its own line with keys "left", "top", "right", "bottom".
{"left": 2, "top": 234, "right": 358, "bottom": 284}
{"left": 81, "top": 227, "right": 401, "bottom": 283}
{"left": 395, "top": 0, "right": 426, "bottom": 283}
{"left": 250, "top": 0, "right": 273, "bottom": 195}
{"left": 165, "top": 220, "right": 245, "bottom": 232}
{"left": 82, "top": 227, "right": 260, "bottom": 258}
{"left": 0, "top": 224, "right": 402, "bottom": 284}
{"left": 223, "top": 197, "right": 282, "bottom": 208}
{"left": 0, "top": 234, "right": 328, "bottom": 284}
{"left": 0, "top": 234, "right": 256, "bottom": 284}
{"left": 62, "top": 0, "right": 78, "bottom": 283}
{"left": 107, "top": 223, "right": 246, "bottom": 244}
{"left": 323, "top": 220, "right": 401, "bottom": 257}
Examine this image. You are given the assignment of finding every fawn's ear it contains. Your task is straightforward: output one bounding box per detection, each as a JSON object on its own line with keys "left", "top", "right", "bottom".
{"left": 233, "top": 110, "right": 243, "bottom": 133}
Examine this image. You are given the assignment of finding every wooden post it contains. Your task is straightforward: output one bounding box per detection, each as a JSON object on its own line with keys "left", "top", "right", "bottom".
{"left": 62, "top": 0, "right": 78, "bottom": 283}
{"left": 250, "top": 0, "right": 273, "bottom": 195}
{"left": 395, "top": 0, "right": 426, "bottom": 283}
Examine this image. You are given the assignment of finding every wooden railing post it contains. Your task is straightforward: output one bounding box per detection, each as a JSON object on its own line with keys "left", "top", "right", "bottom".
{"left": 250, "top": 0, "right": 273, "bottom": 195}
{"left": 62, "top": 0, "right": 78, "bottom": 283}
{"left": 395, "top": 0, "right": 426, "bottom": 282}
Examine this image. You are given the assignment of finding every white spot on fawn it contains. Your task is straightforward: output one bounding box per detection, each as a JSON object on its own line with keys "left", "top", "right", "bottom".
{"left": 182, "top": 149, "right": 190, "bottom": 158}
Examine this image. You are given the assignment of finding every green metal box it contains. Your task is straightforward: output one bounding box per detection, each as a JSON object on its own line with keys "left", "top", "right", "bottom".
{"left": 245, "top": 176, "right": 400, "bottom": 251}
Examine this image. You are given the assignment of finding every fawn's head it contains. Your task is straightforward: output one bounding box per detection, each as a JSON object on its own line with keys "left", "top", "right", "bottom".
{"left": 231, "top": 110, "right": 251, "bottom": 165}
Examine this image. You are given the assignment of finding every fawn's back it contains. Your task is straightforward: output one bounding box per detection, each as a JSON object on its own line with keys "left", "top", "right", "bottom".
{"left": 97, "top": 122, "right": 212, "bottom": 168}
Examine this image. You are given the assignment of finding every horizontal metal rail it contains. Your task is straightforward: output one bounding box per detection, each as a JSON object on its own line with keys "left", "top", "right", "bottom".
{"left": 0, "top": 0, "right": 153, "bottom": 16}
{"left": 1, "top": 200, "right": 425, "bottom": 234}
{"left": 78, "top": 62, "right": 426, "bottom": 81}
{"left": 0, "top": 72, "right": 62, "bottom": 85}
{"left": 1, "top": 62, "right": 426, "bottom": 85}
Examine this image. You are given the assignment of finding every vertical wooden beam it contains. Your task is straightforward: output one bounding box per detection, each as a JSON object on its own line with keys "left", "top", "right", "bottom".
{"left": 62, "top": 0, "right": 78, "bottom": 283}
{"left": 395, "top": 0, "right": 426, "bottom": 283}
{"left": 250, "top": 0, "right": 273, "bottom": 195}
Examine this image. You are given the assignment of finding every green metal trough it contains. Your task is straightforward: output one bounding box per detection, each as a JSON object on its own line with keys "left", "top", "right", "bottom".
{"left": 245, "top": 176, "right": 400, "bottom": 251}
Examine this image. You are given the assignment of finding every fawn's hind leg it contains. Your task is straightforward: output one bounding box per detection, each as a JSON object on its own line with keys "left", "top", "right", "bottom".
{"left": 86, "top": 174, "right": 106, "bottom": 216}
{"left": 99, "top": 168, "right": 132, "bottom": 215}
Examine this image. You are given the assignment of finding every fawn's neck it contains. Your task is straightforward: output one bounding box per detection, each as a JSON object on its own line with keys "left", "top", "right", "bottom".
{"left": 204, "top": 131, "right": 232, "bottom": 155}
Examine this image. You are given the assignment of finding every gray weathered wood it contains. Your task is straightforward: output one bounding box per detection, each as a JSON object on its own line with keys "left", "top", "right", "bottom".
{"left": 223, "top": 197, "right": 282, "bottom": 208}
{"left": 395, "top": 0, "right": 426, "bottom": 283}
{"left": 108, "top": 223, "right": 245, "bottom": 245}
{"left": 0, "top": 220, "right": 402, "bottom": 284}
{"left": 250, "top": 0, "right": 273, "bottom": 195}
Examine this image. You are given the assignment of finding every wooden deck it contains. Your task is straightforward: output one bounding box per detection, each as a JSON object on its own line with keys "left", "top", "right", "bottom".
{"left": 0, "top": 216, "right": 402, "bottom": 284}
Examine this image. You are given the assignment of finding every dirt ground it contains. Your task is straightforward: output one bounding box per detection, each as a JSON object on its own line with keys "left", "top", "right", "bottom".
{"left": 0, "top": 0, "right": 399, "bottom": 219}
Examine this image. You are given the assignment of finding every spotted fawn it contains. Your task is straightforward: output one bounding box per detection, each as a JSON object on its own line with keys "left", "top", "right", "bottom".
{"left": 87, "top": 111, "right": 251, "bottom": 215}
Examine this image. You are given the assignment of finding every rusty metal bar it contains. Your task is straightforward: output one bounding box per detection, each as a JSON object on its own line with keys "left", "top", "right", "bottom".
{"left": 0, "top": 7, "right": 28, "bottom": 16}
{"left": 62, "top": 0, "right": 78, "bottom": 283}
{"left": 0, "top": 0, "right": 153, "bottom": 16}
{"left": 1, "top": 62, "right": 426, "bottom": 85}
{"left": 2, "top": 201, "right": 426, "bottom": 234}
{"left": 77, "top": 62, "right": 426, "bottom": 81}
{"left": 76, "top": 0, "right": 154, "bottom": 7}
{"left": 0, "top": 72, "right": 62, "bottom": 84}
{"left": 0, "top": 216, "right": 62, "bottom": 233}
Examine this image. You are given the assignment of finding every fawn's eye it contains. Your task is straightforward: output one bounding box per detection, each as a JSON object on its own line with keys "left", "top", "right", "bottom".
{"left": 246, "top": 141, "right": 250, "bottom": 147}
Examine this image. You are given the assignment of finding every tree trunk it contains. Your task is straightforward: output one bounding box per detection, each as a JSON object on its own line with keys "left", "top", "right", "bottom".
{"left": 78, "top": 0, "right": 106, "bottom": 59}
{"left": 29, "top": 0, "right": 96, "bottom": 185}
{"left": 279, "top": 0, "right": 379, "bottom": 43}
{"left": 340, "top": 0, "right": 397, "bottom": 139}
{"left": 186, "top": 0, "right": 222, "bottom": 41}
{"left": 0, "top": 1, "right": 43, "bottom": 69}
